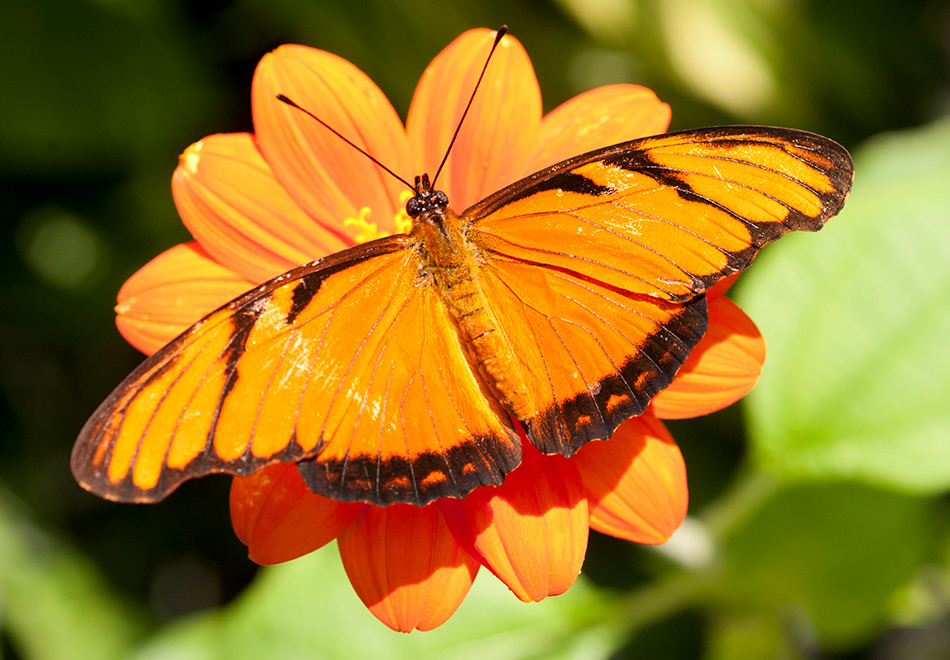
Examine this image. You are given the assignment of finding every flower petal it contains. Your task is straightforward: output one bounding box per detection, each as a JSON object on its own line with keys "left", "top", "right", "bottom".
{"left": 252, "top": 45, "right": 413, "bottom": 238}
{"left": 575, "top": 417, "right": 687, "bottom": 544}
{"left": 531, "top": 84, "right": 671, "bottom": 171}
{"left": 441, "top": 440, "right": 588, "bottom": 602}
{"left": 648, "top": 296, "right": 766, "bottom": 419}
{"left": 115, "top": 242, "right": 251, "bottom": 355}
{"left": 338, "top": 503, "right": 479, "bottom": 632}
{"left": 173, "top": 133, "right": 349, "bottom": 284}
{"left": 407, "top": 28, "right": 542, "bottom": 210}
{"left": 707, "top": 272, "right": 740, "bottom": 300}
{"left": 230, "top": 463, "right": 365, "bottom": 565}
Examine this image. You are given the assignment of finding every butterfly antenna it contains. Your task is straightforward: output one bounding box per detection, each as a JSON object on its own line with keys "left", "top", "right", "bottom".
{"left": 275, "top": 94, "right": 416, "bottom": 192}
{"left": 430, "top": 25, "right": 508, "bottom": 189}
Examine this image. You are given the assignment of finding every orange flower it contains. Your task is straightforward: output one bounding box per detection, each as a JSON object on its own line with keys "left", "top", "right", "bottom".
{"left": 115, "top": 29, "right": 765, "bottom": 631}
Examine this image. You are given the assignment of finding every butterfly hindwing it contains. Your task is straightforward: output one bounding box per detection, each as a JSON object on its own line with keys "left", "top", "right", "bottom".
{"left": 72, "top": 236, "right": 520, "bottom": 505}
{"left": 292, "top": 259, "right": 521, "bottom": 505}
{"left": 479, "top": 256, "right": 707, "bottom": 456}
{"left": 468, "top": 126, "right": 854, "bottom": 302}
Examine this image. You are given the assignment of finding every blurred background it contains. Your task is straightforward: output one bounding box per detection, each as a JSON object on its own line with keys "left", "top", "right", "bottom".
{"left": 2, "top": 0, "right": 949, "bottom": 658}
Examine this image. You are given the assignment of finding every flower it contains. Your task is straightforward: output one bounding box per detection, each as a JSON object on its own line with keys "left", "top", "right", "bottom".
{"left": 115, "top": 28, "right": 765, "bottom": 632}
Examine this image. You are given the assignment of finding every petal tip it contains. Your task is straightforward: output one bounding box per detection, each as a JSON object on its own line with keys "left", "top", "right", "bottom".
{"left": 179, "top": 141, "right": 204, "bottom": 175}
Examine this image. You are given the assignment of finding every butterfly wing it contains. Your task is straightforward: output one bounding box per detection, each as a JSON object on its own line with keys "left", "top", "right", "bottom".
{"left": 72, "top": 237, "right": 520, "bottom": 505}
{"left": 478, "top": 260, "right": 707, "bottom": 456}
{"left": 469, "top": 126, "right": 854, "bottom": 302}
{"left": 75, "top": 126, "right": 852, "bottom": 502}
{"left": 467, "top": 126, "right": 853, "bottom": 455}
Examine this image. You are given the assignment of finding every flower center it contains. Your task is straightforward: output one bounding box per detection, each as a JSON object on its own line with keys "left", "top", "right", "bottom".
{"left": 343, "top": 190, "right": 415, "bottom": 244}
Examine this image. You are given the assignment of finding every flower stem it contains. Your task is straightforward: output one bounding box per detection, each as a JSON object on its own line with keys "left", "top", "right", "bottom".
{"left": 700, "top": 466, "right": 780, "bottom": 539}
{"left": 592, "top": 465, "right": 781, "bottom": 635}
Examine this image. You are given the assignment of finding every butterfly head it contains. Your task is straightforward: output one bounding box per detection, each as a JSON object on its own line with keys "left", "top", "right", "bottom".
{"left": 406, "top": 173, "right": 449, "bottom": 218}
{"left": 405, "top": 189, "right": 448, "bottom": 218}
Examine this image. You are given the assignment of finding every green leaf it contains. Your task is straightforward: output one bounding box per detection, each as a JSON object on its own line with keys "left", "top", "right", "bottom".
{"left": 736, "top": 117, "right": 950, "bottom": 492}
{"left": 716, "top": 482, "right": 933, "bottom": 650}
{"left": 0, "top": 488, "right": 145, "bottom": 660}
{"left": 0, "top": 0, "right": 226, "bottom": 174}
{"left": 134, "top": 547, "right": 623, "bottom": 660}
{"left": 703, "top": 610, "right": 796, "bottom": 660}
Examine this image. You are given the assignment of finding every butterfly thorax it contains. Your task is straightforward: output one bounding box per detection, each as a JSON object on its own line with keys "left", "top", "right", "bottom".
{"left": 408, "top": 181, "right": 534, "bottom": 421}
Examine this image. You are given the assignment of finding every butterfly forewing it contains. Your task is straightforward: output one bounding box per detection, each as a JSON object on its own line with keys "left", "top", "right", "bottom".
{"left": 468, "top": 126, "right": 854, "bottom": 302}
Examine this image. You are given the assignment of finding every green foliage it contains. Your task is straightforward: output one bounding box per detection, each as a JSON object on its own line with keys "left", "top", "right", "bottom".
{"left": 0, "top": 492, "right": 144, "bottom": 659}
{"left": 738, "top": 118, "right": 950, "bottom": 493}
{"left": 134, "top": 550, "right": 622, "bottom": 660}
{"left": 3, "top": 0, "right": 950, "bottom": 658}
{"left": 715, "top": 483, "right": 934, "bottom": 652}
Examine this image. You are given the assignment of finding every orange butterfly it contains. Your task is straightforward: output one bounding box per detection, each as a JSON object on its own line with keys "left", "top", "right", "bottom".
{"left": 73, "top": 121, "right": 853, "bottom": 506}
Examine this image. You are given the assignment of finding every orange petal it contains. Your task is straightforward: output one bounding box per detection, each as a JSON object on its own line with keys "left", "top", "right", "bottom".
{"left": 172, "top": 133, "right": 349, "bottom": 284}
{"left": 707, "top": 272, "right": 740, "bottom": 300}
{"left": 115, "top": 242, "right": 251, "bottom": 355}
{"left": 230, "top": 463, "right": 365, "bottom": 565}
{"left": 407, "top": 28, "right": 542, "bottom": 210}
{"left": 574, "top": 417, "right": 687, "bottom": 544}
{"left": 252, "top": 45, "right": 412, "bottom": 238}
{"left": 532, "top": 84, "right": 671, "bottom": 171}
{"left": 338, "top": 503, "right": 479, "bottom": 632}
{"left": 648, "top": 296, "right": 766, "bottom": 419}
{"left": 440, "top": 441, "right": 588, "bottom": 602}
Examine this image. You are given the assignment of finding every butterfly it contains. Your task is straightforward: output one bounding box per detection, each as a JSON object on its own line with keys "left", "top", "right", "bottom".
{"left": 72, "top": 118, "right": 853, "bottom": 507}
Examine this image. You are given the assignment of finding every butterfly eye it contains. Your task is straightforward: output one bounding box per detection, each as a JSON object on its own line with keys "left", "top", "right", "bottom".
{"left": 432, "top": 190, "right": 448, "bottom": 208}
{"left": 406, "top": 196, "right": 422, "bottom": 217}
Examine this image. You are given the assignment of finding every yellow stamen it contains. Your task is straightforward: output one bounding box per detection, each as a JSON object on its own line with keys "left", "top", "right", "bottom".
{"left": 343, "top": 190, "right": 417, "bottom": 244}
{"left": 392, "top": 190, "right": 415, "bottom": 235}
{"left": 343, "top": 207, "right": 380, "bottom": 243}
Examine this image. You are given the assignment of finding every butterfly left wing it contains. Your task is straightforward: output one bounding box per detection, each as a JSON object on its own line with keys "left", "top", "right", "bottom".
{"left": 72, "top": 237, "right": 521, "bottom": 505}
{"left": 467, "top": 126, "right": 853, "bottom": 456}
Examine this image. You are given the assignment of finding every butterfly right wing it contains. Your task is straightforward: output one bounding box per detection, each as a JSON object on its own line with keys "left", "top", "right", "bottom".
{"left": 466, "top": 126, "right": 853, "bottom": 302}
{"left": 72, "top": 236, "right": 520, "bottom": 506}
{"left": 462, "top": 126, "right": 852, "bottom": 457}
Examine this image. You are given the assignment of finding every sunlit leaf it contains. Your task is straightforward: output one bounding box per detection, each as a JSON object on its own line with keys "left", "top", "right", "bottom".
{"left": 0, "top": 490, "right": 145, "bottom": 659}
{"left": 716, "top": 482, "right": 933, "bottom": 650}
{"left": 134, "top": 547, "right": 622, "bottom": 660}
{"left": 737, "top": 117, "right": 950, "bottom": 492}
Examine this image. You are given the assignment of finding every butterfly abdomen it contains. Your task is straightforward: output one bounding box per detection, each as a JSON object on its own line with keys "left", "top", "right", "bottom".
{"left": 415, "top": 206, "right": 534, "bottom": 421}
